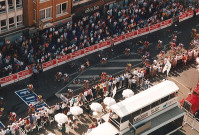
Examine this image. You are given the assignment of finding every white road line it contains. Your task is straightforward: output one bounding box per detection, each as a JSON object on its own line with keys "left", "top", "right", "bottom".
{"left": 78, "top": 75, "right": 99, "bottom": 79}
{"left": 90, "top": 67, "right": 126, "bottom": 70}
{"left": 168, "top": 31, "right": 182, "bottom": 37}
{"left": 67, "top": 84, "right": 83, "bottom": 87}
{"left": 196, "top": 24, "right": 199, "bottom": 27}
{"left": 109, "top": 59, "right": 141, "bottom": 62}
{"left": 170, "top": 77, "right": 189, "bottom": 94}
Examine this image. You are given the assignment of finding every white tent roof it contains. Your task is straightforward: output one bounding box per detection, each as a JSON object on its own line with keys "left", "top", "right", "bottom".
{"left": 88, "top": 122, "right": 119, "bottom": 135}
{"left": 110, "top": 80, "right": 179, "bottom": 118}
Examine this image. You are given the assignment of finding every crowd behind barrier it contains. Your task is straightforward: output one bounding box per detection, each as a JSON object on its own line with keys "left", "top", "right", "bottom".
{"left": 0, "top": 0, "right": 199, "bottom": 87}
{"left": 2, "top": 22, "right": 199, "bottom": 134}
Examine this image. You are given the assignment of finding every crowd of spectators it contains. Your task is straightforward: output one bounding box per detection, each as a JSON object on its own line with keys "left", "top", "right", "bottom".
{"left": 0, "top": 0, "right": 197, "bottom": 78}
{"left": 1, "top": 27, "right": 199, "bottom": 135}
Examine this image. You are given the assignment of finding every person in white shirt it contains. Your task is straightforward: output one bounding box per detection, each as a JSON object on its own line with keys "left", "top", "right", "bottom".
{"left": 64, "top": 73, "right": 69, "bottom": 82}
{"left": 145, "top": 79, "right": 150, "bottom": 89}
{"left": 131, "top": 77, "right": 136, "bottom": 90}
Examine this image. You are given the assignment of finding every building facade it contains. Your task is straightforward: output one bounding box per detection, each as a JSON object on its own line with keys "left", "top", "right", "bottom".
{"left": 0, "top": 0, "right": 23, "bottom": 35}
{"left": 24, "top": 0, "right": 71, "bottom": 30}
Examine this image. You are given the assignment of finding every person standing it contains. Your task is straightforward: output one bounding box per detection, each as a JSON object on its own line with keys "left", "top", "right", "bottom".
{"left": 132, "top": 77, "right": 136, "bottom": 90}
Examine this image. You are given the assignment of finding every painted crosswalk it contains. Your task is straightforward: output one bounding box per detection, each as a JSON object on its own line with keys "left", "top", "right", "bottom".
{"left": 78, "top": 75, "right": 100, "bottom": 79}
{"left": 109, "top": 59, "right": 141, "bottom": 62}
{"left": 15, "top": 89, "right": 48, "bottom": 112}
{"left": 90, "top": 67, "right": 126, "bottom": 70}
{"left": 67, "top": 84, "right": 83, "bottom": 87}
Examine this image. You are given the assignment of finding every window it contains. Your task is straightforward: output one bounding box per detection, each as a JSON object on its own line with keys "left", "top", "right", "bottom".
{"left": 46, "top": 8, "right": 51, "bottom": 18}
{"left": 151, "top": 100, "right": 160, "bottom": 108}
{"left": 9, "top": 17, "right": 15, "bottom": 28}
{"left": 40, "top": 7, "right": 52, "bottom": 20}
{"left": 17, "top": 15, "right": 23, "bottom": 26}
{"left": 160, "top": 95, "right": 170, "bottom": 104}
{"left": 40, "top": 9, "right": 45, "bottom": 20}
{"left": 0, "top": 1, "right": 6, "bottom": 13}
{"left": 16, "top": 0, "right": 22, "bottom": 8}
{"left": 141, "top": 105, "right": 151, "bottom": 113}
{"left": 1, "top": 20, "right": 7, "bottom": 31}
{"left": 8, "top": 0, "right": 14, "bottom": 10}
{"left": 34, "top": 9, "right": 36, "bottom": 22}
{"left": 56, "top": 3, "right": 68, "bottom": 15}
{"left": 40, "top": 0, "right": 49, "bottom": 3}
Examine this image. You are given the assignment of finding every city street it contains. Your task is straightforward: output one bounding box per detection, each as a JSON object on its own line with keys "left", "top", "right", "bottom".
{"left": 1, "top": 12, "right": 199, "bottom": 135}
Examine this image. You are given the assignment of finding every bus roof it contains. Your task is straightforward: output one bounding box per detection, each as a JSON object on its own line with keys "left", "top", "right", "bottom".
{"left": 110, "top": 80, "right": 179, "bottom": 118}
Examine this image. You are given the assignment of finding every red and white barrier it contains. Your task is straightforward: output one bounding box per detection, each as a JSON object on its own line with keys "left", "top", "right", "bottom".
{"left": 84, "top": 44, "right": 98, "bottom": 55}
{"left": 196, "top": 9, "right": 199, "bottom": 16}
{"left": 179, "top": 11, "right": 193, "bottom": 22}
{"left": 138, "top": 27, "right": 150, "bottom": 36}
{"left": 42, "top": 59, "right": 57, "bottom": 72}
{"left": 0, "top": 73, "right": 18, "bottom": 87}
{"left": 125, "top": 30, "right": 138, "bottom": 41}
{"left": 57, "top": 54, "right": 71, "bottom": 66}
{"left": 18, "top": 69, "right": 33, "bottom": 81}
{"left": 150, "top": 23, "right": 161, "bottom": 33}
{"left": 98, "top": 40, "right": 111, "bottom": 50}
{"left": 161, "top": 19, "right": 172, "bottom": 29}
{"left": 71, "top": 49, "right": 85, "bottom": 60}
{"left": 113, "top": 35, "right": 126, "bottom": 45}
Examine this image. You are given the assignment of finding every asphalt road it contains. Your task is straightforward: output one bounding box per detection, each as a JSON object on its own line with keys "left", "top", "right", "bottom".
{"left": 1, "top": 15, "right": 199, "bottom": 125}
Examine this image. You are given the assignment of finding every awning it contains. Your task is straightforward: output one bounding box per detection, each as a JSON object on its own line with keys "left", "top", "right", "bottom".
{"left": 88, "top": 122, "right": 119, "bottom": 135}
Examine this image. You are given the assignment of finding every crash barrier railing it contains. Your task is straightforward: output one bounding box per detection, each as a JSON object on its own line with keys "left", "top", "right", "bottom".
{"left": 0, "top": 9, "right": 198, "bottom": 87}
{"left": 181, "top": 106, "right": 199, "bottom": 133}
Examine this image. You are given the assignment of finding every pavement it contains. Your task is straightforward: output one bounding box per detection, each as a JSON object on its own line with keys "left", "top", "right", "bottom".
{"left": 1, "top": 16, "right": 199, "bottom": 133}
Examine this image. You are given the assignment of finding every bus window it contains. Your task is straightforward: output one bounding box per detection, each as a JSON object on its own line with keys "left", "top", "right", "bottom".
{"left": 131, "top": 109, "right": 141, "bottom": 118}
{"left": 121, "top": 115, "right": 130, "bottom": 123}
{"left": 151, "top": 100, "right": 160, "bottom": 108}
{"left": 169, "top": 93, "right": 176, "bottom": 99}
{"left": 160, "top": 95, "right": 170, "bottom": 104}
{"left": 141, "top": 105, "right": 151, "bottom": 114}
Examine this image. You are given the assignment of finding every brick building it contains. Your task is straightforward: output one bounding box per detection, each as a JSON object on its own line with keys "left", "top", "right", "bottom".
{"left": 0, "top": 0, "right": 23, "bottom": 35}
{"left": 23, "top": 0, "right": 71, "bottom": 29}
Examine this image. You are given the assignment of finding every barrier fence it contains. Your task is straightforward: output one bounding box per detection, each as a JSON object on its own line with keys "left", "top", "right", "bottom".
{"left": 0, "top": 10, "right": 197, "bottom": 87}
{"left": 181, "top": 107, "right": 199, "bottom": 133}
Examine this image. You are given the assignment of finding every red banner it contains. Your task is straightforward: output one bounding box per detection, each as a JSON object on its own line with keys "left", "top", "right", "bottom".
{"left": 188, "top": 10, "right": 194, "bottom": 17}
{"left": 18, "top": 69, "right": 33, "bottom": 81}
{"left": 0, "top": 73, "right": 18, "bottom": 87}
{"left": 138, "top": 27, "right": 150, "bottom": 36}
{"left": 42, "top": 59, "right": 57, "bottom": 71}
{"left": 196, "top": 9, "right": 199, "bottom": 16}
{"left": 57, "top": 54, "right": 71, "bottom": 65}
{"left": 71, "top": 49, "right": 85, "bottom": 58}
{"left": 150, "top": 23, "right": 161, "bottom": 33}
{"left": 113, "top": 35, "right": 125, "bottom": 45}
{"left": 161, "top": 19, "right": 172, "bottom": 28}
{"left": 125, "top": 31, "right": 138, "bottom": 40}
{"left": 179, "top": 12, "right": 189, "bottom": 22}
{"left": 85, "top": 44, "right": 98, "bottom": 54}
{"left": 98, "top": 40, "right": 111, "bottom": 49}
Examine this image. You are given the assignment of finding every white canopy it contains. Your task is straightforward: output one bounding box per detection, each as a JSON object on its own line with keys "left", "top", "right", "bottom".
{"left": 110, "top": 80, "right": 179, "bottom": 118}
{"left": 88, "top": 122, "right": 119, "bottom": 135}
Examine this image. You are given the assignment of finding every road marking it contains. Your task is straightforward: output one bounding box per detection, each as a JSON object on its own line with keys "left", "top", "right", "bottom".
{"left": 170, "top": 77, "right": 190, "bottom": 93}
{"left": 78, "top": 75, "right": 100, "bottom": 79}
{"left": 168, "top": 31, "right": 182, "bottom": 37}
{"left": 109, "top": 59, "right": 141, "bottom": 62}
{"left": 196, "top": 24, "right": 199, "bottom": 27}
{"left": 90, "top": 67, "right": 125, "bottom": 70}
{"left": 67, "top": 84, "right": 83, "bottom": 87}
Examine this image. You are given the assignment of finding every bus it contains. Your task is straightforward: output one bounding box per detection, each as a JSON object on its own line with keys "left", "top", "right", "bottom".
{"left": 100, "top": 80, "right": 185, "bottom": 135}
